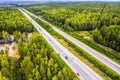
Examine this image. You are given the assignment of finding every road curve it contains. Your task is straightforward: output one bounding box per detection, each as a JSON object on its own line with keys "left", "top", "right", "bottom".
{"left": 22, "top": 8, "right": 120, "bottom": 74}
{"left": 19, "top": 8, "right": 103, "bottom": 80}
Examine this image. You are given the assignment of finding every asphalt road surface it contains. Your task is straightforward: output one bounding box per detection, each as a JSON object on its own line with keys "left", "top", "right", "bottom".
{"left": 22, "top": 8, "right": 120, "bottom": 74}
{"left": 19, "top": 8, "right": 103, "bottom": 80}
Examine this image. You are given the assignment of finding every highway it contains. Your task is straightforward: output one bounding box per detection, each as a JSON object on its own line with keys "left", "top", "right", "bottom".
{"left": 19, "top": 8, "right": 103, "bottom": 80}
{"left": 21, "top": 8, "right": 120, "bottom": 74}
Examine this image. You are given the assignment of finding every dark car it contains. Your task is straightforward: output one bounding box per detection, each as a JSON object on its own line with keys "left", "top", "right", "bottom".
{"left": 77, "top": 73, "right": 80, "bottom": 76}
{"left": 65, "top": 56, "right": 68, "bottom": 59}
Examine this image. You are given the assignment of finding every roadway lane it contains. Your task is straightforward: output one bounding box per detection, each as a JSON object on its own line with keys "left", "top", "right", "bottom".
{"left": 19, "top": 8, "right": 103, "bottom": 80}
{"left": 21, "top": 8, "right": 120, "bottom": 74}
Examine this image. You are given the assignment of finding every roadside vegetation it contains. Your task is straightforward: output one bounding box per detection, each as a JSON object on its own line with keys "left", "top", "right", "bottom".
{"left": 18, "top": 32, "right": 78, "bottom": 80}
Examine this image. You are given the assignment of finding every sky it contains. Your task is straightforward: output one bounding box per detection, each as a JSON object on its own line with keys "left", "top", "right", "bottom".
{"left": 0, "top": 0, "right": 120, "bottom": 1}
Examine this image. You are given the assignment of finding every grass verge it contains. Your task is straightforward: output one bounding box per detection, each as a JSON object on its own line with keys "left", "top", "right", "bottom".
{"left": 69, "top": 32, "right": 120, "bottom": 65}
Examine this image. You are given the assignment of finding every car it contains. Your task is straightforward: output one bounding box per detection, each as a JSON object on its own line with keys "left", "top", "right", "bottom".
{"left": 77, "top": 73, "right": 80, "bottom": 76}
{"left": 65, "top": 56, "right": 68, "bottom": 59}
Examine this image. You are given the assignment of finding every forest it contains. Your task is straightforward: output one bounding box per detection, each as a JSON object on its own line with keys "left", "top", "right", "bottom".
{"left": 94, "top": 25, "right": 120, "bottom": 52}
{"left": 0, "top": 7, "right": 78, "bottom": 80}
{"left": 0, "top": 7, "right": 34, "bottom": 34}
{"left": 0, "top": 33, "right": 78, "bottom": 80}
{"left": 25, "top": 2, "right": 120, "bottom": 52}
